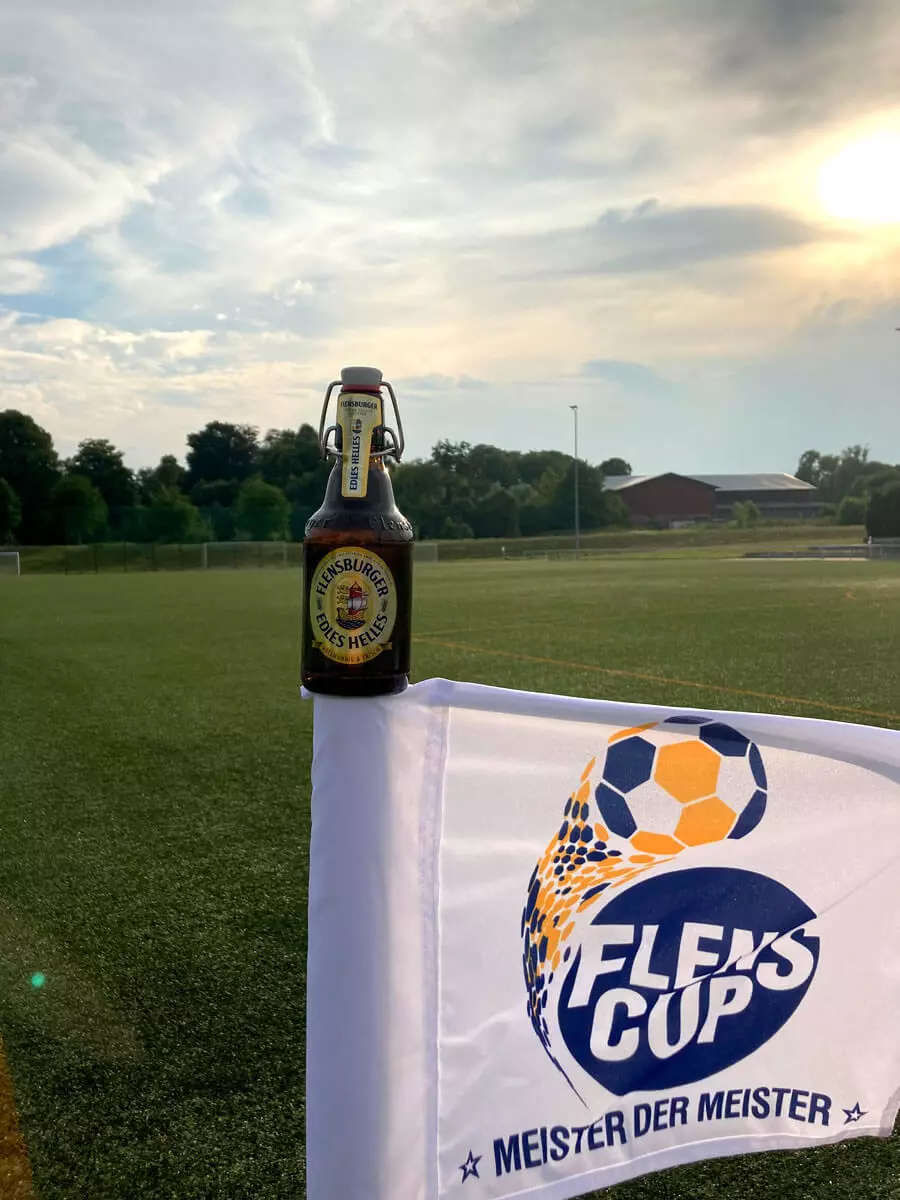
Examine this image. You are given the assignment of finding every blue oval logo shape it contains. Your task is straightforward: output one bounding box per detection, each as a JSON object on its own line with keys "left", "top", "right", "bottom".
{"left": 558, "top": 867, "right": 819, "bottom": 1095}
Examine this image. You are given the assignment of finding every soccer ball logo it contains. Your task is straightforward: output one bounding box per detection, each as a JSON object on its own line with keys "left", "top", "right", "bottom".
{"left": 595, "top": 716, "right": 768, "bottom": 857}
{"left": 521, "top": 714, "right": 770, "bottom": 1078}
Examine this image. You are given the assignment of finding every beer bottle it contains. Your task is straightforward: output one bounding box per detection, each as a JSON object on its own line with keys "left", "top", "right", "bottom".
{"left": 301, "top": 366, "right": 414, "bottom": 696}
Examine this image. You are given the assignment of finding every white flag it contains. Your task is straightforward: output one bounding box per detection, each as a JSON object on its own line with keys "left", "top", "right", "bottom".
{"left": 306, "top": 679, "right": 900, "bottom": 1200}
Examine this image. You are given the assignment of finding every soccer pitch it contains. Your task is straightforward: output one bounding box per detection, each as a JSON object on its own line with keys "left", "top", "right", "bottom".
{"left": 1, "top": 558, "right": 899, "bottom": 1198}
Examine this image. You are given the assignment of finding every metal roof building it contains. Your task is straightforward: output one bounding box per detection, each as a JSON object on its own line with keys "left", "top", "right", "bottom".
{"left": 604, "top": 472, "right": 821, "bottom": 525}
{"left": 690, "top": 474, "right": 817, "bottom": 493}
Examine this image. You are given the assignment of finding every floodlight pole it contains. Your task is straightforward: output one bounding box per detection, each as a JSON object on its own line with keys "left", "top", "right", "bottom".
{"left": 570, "top": 405, "right": 580, "bottom": 559}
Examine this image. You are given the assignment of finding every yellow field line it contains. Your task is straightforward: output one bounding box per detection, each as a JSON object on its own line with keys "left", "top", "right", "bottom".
{"left": 413, "top": 636, "right": 900, "bottom": 725}
{"left": 0, "top": 1037, "right": 32, "bottom": 1199}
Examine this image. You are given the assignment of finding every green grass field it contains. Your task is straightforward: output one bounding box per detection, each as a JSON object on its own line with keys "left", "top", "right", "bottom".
{"left": 1, "top": 559, "right": 899, "bottom": 1198}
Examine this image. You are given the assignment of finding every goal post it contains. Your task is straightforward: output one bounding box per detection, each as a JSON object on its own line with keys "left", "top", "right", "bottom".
{"left": 199, "top": 541, "right": 296, "bottom": 569}
{"left": 414, "top": 542, "right": 439, "bottom": 564}
{"left": 0, "top": 551, "right": 21, "bottom": 577}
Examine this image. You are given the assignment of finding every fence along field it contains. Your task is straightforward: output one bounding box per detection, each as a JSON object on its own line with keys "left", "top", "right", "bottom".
{"left": 7, "top": 539, "right": 440, "bottom": 574}
{"left": 4, "top": 524, "right": 869, "bottom": 574}
{"left": 0, "top": 558, "right": 898, "bottom": 1197}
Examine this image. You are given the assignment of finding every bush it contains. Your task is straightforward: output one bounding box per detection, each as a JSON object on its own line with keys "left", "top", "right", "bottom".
{"left": 866, "top": 482, "right": 900, "bottom": 539}
{"left": 732, "top": 500, "right": 760, "bottom": 529}
{"left": 837, "top": 495, "right": 867, "bottom": 526}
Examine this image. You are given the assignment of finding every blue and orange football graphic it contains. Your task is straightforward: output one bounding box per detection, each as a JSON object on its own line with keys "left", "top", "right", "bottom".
{"left": 521, "top": 716, "right": 768, "bottom": 1070}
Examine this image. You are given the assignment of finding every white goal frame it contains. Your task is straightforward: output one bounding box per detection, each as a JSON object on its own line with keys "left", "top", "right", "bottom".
{"left": 199, "top": 541, "right": 292, "bottom": 568}
{"left": 414, "top": 542, "right": 439, "bottom": 564}
{"left": 0, "top": 551, "right": 21, "bottom": 577}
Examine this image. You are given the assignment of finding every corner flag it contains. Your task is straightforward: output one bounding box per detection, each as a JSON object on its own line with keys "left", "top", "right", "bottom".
{"left": 307, "top": 679, "right": 900, "bottom": 1199}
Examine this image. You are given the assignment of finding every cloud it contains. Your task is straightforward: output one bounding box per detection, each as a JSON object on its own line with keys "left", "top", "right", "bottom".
{"left": 581, "top": 360, "right": 673, "bottom": 391}
{"left": 0, "top": 259, "right": 47, "bottom": 294}
{"left": 0, "top": 0, "right": 897, "bottom": 474}
{"left": 497, "top": 202, "right": 829, "bottom": 283}
{"left": 398, "top": 373, "right": 491, "bottom": 392}
{"left": 699, "top": 0, "right": 900, "bottom": 130}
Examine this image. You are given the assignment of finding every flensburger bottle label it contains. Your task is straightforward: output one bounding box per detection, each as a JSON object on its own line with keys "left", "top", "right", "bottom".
{"left": 310, "top": 546, "right": 397, "bottom": 664}
{"left": 338, "top": 391, "right": 381, "bottom": 498}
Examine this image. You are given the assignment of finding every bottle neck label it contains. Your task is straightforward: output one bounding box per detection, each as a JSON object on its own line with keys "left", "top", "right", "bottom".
{"left": 338, "top": 390, "right": 382, "bottom": 499}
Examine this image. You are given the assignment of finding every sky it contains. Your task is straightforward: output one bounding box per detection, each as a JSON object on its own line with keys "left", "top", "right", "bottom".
{"left": 1, "top": 0, "right": 899, "bottom": 474}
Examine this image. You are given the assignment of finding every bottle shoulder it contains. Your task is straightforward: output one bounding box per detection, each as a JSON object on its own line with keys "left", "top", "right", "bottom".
{"left": 304, "top": 462, "right": 414, "bottom": 542}
{"left": 304, "top": 509, "right": 414, "bottom": 542}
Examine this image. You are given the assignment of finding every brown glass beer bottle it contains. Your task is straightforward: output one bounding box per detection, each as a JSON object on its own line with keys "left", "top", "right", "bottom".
{"left": 301, "top": 366, "right": 414, "bottom": 696}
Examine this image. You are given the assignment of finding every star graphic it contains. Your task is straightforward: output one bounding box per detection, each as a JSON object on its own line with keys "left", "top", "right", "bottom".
{"left": 843, "top": 1102, "right": 867, "bottom": 1124}
{"left": 459, "top": 1149, "right": 482, "bottom": 1182}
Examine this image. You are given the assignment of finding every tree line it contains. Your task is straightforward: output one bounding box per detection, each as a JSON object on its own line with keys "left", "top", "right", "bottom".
{"left": 0, "top": 409, "right": 634, "bottom": 545}
{"left": 796, "top": 445, "right": 900, "bottom": 536}
{"left": 2, "top": 408, "right": 898, "bottom": 546}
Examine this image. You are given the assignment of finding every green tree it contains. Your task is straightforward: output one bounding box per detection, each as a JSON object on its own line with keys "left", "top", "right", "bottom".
{"left": 392, "top": 461, "right": 450, "bottom": 539}
{"left": 279, "top": 426, "right": 332, "bottom": 512}
{"left": 0, "top": 410, "right": 60, "bottom": 542}
{"left": 849, "top": 465, "right": 900, "bottom": 497}
{"left": 235, "top": 478, "right": 289, "bottom": 540}
{"left": 186, "top": 422, "right": 259, "bottom": 487}
{"left": 258, "top": 426, "right": 323, "bottom": 490}
{"left": 796, "top": 449, "right": 821, "bottom": 486}
{"left": 189, "top": 479, "right": 241, "bottom": 509}
{"left": 289, "top": 503, "right": 316, "bottom": 542}
{"left": 519, "top": 499, "right": 553, "bottom": 537}
{"left": 471, "top": 488, "right": 520, "bottom": 538}
{"left": 795, "top": 445, "right": 883, "bottom": 505}
{"left": 796, "top": 449, "right": 839, "bottom": 500}
{"left": 599, "top": 457, "right": 633, "bottom": 477}
{"left": 440, "top": 516, "right": 474, "bottom": 539}
{"left": 206, "top": 503, "right": 238, "bottom": 542}
{"left": 0, "top": 478, "right": 22, "bottom": 543}
{"left": 49, "top": 475, "right": 108, "bottom": 544}
{"left": 120, "top": 505, "right": 149, "bottom": 542}
{"left": 732, "top": 500, "right": 761, "bottom": 528}
{"left": 189, "top": 481, "right": 241, "bottom": 542}
{"left": 518, "top": 450, "right": 570, "bottom": 488}
{"left": 145, "top": 488, "right": 205, "bottom": 543}
{"left": 550, "top": 461, "right": 613, "bottom": 532}
{"left": 137, "top": 455, "right": 188, "bottom": 502}
{"left": 866, "top": 482, "right": 900, "bottom": 539}
{"left": 67, "top": 438, "right": 135, "bottom": 516}
{"left": 153, "top": 454, "right": 187, "bottom": 493}
{"left": 837, "top": 495, "right": 867, "bottom": 526}
{"left": 604, "top": 492, "right": 631, "bottom": 527}
{"left": 829, "top": 444, "right": 869, "bottom": 502}
{"left": 466, "top": 445, "right": 520, "bottom": 496}
{"left": 431, "top": 440, "right": 471, "bottom": 474}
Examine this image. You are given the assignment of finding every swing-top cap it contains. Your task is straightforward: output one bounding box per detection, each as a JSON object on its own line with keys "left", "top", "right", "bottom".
{"left": 341, "top": 366, "right": 383, "bottom": 389}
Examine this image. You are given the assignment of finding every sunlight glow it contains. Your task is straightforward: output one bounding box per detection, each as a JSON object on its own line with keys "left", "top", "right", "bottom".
{"left": 818, "top": 132, "right": 900, "bottom": 223}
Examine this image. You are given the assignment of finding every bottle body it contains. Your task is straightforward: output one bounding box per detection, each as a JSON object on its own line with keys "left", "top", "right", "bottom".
{"left": 302, "top": 460, "right": 414, "bottom": 696}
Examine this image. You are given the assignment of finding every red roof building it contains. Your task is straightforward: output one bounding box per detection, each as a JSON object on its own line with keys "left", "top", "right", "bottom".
{"left": 604, "top": 473, "right": 821, "bottom": 526}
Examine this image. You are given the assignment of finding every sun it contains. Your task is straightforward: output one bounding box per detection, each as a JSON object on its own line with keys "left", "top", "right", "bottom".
{"left": 818, "top": 131, "right": 900, "bottom": 224}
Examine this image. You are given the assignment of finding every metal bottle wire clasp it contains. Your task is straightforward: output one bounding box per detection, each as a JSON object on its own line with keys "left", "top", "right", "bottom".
{"left": 318, "top": 379, "right": 406, "bottom": 462}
